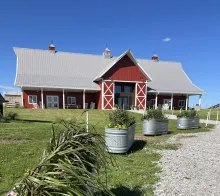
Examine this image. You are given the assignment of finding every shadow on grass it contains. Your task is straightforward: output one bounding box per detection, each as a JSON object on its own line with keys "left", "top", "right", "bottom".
{"left": 96, "top": 186, "right": 144, "bottom": 196}
{"left": 111, "top": 186, "right": 144, "bottom": 196}
{"left": 15, "top": 119, "right": 53, "bottom": 123}
{"left": 128, "top": 140, "right": 147, "bottom": 153}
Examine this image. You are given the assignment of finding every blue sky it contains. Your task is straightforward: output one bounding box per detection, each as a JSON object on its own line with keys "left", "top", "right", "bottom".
{"left": 0, "top": 0, "right": 219, "bottom": 108}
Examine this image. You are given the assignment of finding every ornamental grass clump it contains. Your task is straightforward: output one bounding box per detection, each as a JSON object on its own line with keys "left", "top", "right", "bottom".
{"left": 142, "top": 109, "right": 168, "bottom": 121}
{"left": 177, "top": 110, "right": 199, "bottom": 118}
{"left": 107, "top": 109, "right": 136, "bottom": 129}
{"left": 13, "top": 120, "right": 114, "bottom": 196}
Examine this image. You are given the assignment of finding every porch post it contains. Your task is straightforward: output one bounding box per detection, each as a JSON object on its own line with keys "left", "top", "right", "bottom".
{"left": 63, "top": 89, "right": 65, "bottom": 109}
{"left": 21, "top": 87, "right": 24, "bottom": 107}
{"left": 83, "top": 89, "right": 85, "bottom": 109}
{"left": 185, "top": 94, "right": 188, "bottom": 110}
{"left": 155, "top": 93, "right": 158, "bottom": 109}
{"left": 41, "top": 88, "right": 44, "bottom": 109}
{"left": 135, "top": 83, "right": 137, "bottom": 106}
{"left": 199, "top": 95, "right": 202, "bottom": 107}
{"left": 170, "top": 93, "right": 173, "bottom": 110}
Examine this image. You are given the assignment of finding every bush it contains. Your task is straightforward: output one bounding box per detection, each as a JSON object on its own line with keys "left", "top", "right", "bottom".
{"left": 142, "top": 109, "right": 167, "bottom": 120}
{"left": 177, "top": 110, "right": 199, "bottom": 118}
{"left": 113, "top": 104, "right": 118, "bottom": 108}
{"left": 5, "top": 112, "right": 18, "bottom": 120}
{"left": 14, "top": 120, "right": 114, "bottom": 195}
{"left": 107, "top": 109, "right": 136, "bottom": 128}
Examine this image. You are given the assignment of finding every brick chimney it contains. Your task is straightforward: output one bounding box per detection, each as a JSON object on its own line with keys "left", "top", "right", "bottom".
{"left": 152, "top": 53, "right": 158, "bottom": 61}
{"left": 49, "top": 44, "right": 55, "bottom": 51}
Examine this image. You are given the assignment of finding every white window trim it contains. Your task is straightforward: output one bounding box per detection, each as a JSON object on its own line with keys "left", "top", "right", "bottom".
{"left": 163, "top": 99, "right": 171, "bottom": 105}
{"left": 46, "top": 95, "right": 59, "bottom": 109}
{"left": 28, "top": 95, "right": 37, "bottom": 104}
{"left": 178, "top": 100, "right": 185, "bottom": 107}
{"left": 67, "top": 96, "right": 76, "bottom": 105}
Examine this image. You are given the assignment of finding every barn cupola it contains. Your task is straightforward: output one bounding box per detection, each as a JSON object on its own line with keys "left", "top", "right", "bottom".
{"left": 152, "top": 53, "right": 158, "bottom": 61}
{"left": 49, "top": 42, "right": 55, "bottom": 51}
{"left": 103, "top": 47, "right": 111, "bottom": 59}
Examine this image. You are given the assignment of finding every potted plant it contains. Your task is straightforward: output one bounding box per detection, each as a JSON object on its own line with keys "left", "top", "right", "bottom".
{"left": 105, "top": 109, "right": 136, "bottom": 153}
{"left": 112, "top": 104, "right": 118, "bottom": 110}
{"left": 142, "top": 109, "right": 168, "bottom": 135}
{"left": 177, "top": 110, "right": 200, "bottom": 129}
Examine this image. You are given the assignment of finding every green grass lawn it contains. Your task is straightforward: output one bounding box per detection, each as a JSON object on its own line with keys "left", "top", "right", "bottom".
{"left": 164, "top": 109, "right": 220, "bottom": 121}
{"left": 0, "top": 109, "right": 215, "bottom": 195}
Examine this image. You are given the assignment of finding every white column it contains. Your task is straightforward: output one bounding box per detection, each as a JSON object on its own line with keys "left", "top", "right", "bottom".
{"left": 112, "top": 81, "right": 115, "bottom": 108}
{"left": 83, "top": 89, "right": 86, "bottom": 109}
{"left": 199, "top": 95, "right": 202, "bottom": 107}
{"left": 144, "top": 82, "right": 147, "bottom": 110}
{"left": 155, "top": 93, "right": 158, "bottom": 109}
{"left": 41, "top": 88, "right": 44, "bottom": 109}
{"left": 21, "top": 87, "right": 24, "bottom": 107}
{"left": 185, "top": 94, "right": 188, "bottom": 110}
{"left": 135, "top": 83, "right": 138, "bottom": 106}
{"left": 63, "top": 89, "right": 65, "bottom": 109}
{"left": 101, "top": 80, "right": 104, "bottom": 109}
{"left": 170, "top": 93, "right": 173, "bottom": 110}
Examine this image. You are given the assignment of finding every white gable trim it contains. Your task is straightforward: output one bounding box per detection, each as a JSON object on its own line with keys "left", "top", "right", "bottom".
{"left": 93, "top": 49, "right": 152, "bottom": 82}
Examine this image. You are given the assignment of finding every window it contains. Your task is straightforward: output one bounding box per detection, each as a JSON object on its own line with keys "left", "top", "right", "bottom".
{"left": 28, "top": 95, "right": 37, "bottom": 104}
{"left": 163, "top": 99, "right": 171, "bottom": 106}
{"left": 124, "top": 86, "right": 132, "bottom": 93}
{"left": 115, "top": 86, "right": 121, "bottom": 94}
{"left": 67, "top": 97, "right": 76, "bottom": 105}
{"left": 150, "top": 99, "right": 155, "bottom": 106}
{"left": 178, "top": 100, "right": 185, "bottom": 107}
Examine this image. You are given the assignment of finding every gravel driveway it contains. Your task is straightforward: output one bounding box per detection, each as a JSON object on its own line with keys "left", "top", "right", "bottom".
{"left": 154, "top": 125, "right": 220, "bottom": 196}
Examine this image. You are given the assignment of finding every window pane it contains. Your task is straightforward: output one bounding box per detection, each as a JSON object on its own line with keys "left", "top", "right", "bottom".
{"left": 72, "top": 97, "right": 76, "bottom": 105}
{"left": 48, "top": 103, "right": 52, "bottom": 108}
{"left": 115, "top": 86, "right": 121, "bottom": 93}
{"left": 33, "top": 96, "right": 37, "bottom": 103}
{"left": 53, "top": 97, "right": 58, "bottom": 102}
{"left": 29, "top": 96, "right": 33, "bottom": 103}
{"left": 48, "top": 97, "right": 52, "bottom": 102}
{"left": 124, "top": 86, "right": 132, "bottom": 93}
{"left": 54, "top": 103, "right": 58, "bottom": 108}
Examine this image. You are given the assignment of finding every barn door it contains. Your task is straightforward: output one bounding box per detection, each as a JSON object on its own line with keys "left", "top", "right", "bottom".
{"left": 136, "top": 83, "right": 146, "bottom": 110}
{"left": 103, "top": 81, "right": 114, "bottom": 109}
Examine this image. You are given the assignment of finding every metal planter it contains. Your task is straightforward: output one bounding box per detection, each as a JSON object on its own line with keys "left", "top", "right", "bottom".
{"left": 105, "top": 124, "right": 136, "bottom": 153}
{"left": 177, "top": 117, "right": 200, "bottom": 129}
{"left": 142, "top": 120, "right": 168, "bottom": 136}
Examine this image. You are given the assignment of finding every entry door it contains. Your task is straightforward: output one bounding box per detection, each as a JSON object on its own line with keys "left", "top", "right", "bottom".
{"left": 118, "top": 97, "right": 129, "bottom": 109}
{"left": 47, "top": 96, "right": 59, "bottom": 109}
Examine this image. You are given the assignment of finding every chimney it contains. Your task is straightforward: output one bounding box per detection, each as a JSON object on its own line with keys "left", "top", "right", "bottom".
{"left": 152, "top": 53, "right": 158, "bottom": 61}
{"left": 49, "top": 43, "right": 55, "bottom": 51}
{"left": 103, "top": 47, "right": 111, "bottom": 59}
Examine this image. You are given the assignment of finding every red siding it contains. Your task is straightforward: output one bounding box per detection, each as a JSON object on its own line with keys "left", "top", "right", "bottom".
{"left": 147, "top": 94, "right": 187, "bottom": 109}
{"left": 23, "top": 90, "right": 41, "bottom": 108}
{"left": 23, "top": 90, "right": 99, "bottom": 109}
{"left": 103, "top": 55, "right": 148, "bottom": 82}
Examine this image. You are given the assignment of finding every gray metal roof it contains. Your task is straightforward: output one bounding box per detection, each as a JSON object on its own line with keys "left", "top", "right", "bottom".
{"left": 14, "top": 48, "right": 205, "bottom": 95}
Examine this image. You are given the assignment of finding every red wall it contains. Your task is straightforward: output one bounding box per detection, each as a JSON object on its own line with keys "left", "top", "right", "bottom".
{"left": 147, "top": 94, "right": 187, "bottom": 109}
{"left": 23, "top": 90, "right": 99, "bottom": 109}
{"left": 23, "top": 90, "right": 41, "bottom": 108}
{"left": 103, "top": 55, "right": 148, "bottom": 82}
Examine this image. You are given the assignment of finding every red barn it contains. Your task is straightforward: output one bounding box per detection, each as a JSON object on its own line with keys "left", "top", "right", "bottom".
{"left": 14, "top": 45, "right": 205, "bottom": 110}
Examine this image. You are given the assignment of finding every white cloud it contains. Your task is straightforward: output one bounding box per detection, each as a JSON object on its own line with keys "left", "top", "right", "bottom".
{"left": 163, "top": 37, "right": 171, "bottom": 42}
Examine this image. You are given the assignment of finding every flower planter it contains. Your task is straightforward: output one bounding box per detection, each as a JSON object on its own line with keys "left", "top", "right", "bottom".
{"left": 105, "top": 124, "right": 136, "bottom": 153}
{"left": 177, "top": 117, "right": 200, "bottom": 129}
{"left": 142, "top": 120, "right": 168, "bottom": 135}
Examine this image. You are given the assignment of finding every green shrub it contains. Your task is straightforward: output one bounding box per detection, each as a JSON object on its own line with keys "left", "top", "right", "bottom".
{"left": 177, "top": 110, "right": 199, "bottom": 118}
{"left": 142, "top": 109, "right": 167, "bottom": 120}
{"left": 107, "top": 109, "right": 136, "bottom": 128}
{"left": 113, "top": 104, "right": 118, "bottom": 108}
{"left": 14, "top": 120, "right": 114, "bottom": 195}
{"left": 5, "top": 112, "right": 18, "bottom": 120}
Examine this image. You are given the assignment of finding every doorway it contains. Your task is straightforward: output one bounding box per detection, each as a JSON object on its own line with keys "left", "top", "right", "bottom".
{"left": 47, "top": 96, "right": 59, "bottom": 109}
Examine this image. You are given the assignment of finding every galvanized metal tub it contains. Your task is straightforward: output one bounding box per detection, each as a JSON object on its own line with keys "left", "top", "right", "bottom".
{"left": 177, "top": 117, "right": 200, "bottom": 129}
{"left": 142, "top": 120, "right": 168, "bottom": 135}
{"left": 105, "top": 124, "right": 136, "bottom": 153}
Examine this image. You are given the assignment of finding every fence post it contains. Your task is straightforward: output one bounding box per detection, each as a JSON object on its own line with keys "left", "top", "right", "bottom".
{"left": 206, "top": 112, "right": 210, "bottom": 127}
{"left": 216, "top": 111, "right": 219, "bottom": 125}
{"left": 172, "top": 107, "right": 174, "bottom": 115}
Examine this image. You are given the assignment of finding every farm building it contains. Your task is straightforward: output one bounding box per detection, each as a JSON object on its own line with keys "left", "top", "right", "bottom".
{"left": 3, "top": 90, "right": 22, "bottom": 105}
{"left": 14, "top": 44, "right": 205, "bottom": 110}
